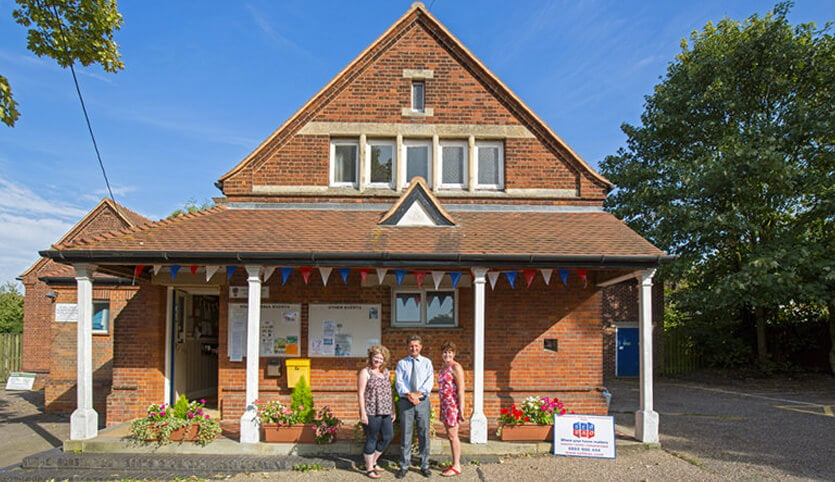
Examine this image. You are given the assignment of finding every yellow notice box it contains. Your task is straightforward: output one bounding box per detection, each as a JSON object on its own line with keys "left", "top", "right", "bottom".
{"left": 285, "top": 358, "right": 311, "bottom": 388}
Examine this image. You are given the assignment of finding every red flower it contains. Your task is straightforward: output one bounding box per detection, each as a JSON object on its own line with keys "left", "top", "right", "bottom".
{"left": 500, "top": 408, "right": 509, "bottom": 415}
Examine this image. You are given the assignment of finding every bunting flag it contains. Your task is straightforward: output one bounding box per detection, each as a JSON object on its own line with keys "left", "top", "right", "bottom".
{"left": 414, "top": 270, "right": 427, "bottom": 288}
{"left": 376, "top": 268, "right": 387, "bottom": 285}
{"left": 504, "top": 271, "right": 518, "bottom": 289}
{"left": 169, "top": 265, "right": 181, "bottom": 280}
{"left": 134, "top": 265, "right": 145, "bottom": 283}
{"left": 263, "top": 266, "right": 276, "bottom": 282}
{"left": 394, "top": 269, "right": 407, "bottom": 287}
{"left": 300, "top": 267, "right": 313, "bottom": 285}
{"left": 358, "top": 268, "right": 370, "bottom": 284}
{"left": 190, "top": 265, "right": 198, "bottom": 276}
{"left": 449, "top": 271, "right": 462, "bottom": 288}
{"left": 524, "top": 269, "right": 537, "bottom": 288}
{"left": 432, "top": 271, "right": 444, "bottom": 289}
{"left": 338, "top": 268, "right": 351, "bottom": 284}
{"left": 541, "top": 268, "right": 553, "bottom": 286}
{"left": 280, "top": 267, "right": 293, "bottom": 285}
{"left": 487, "top": 271, "right": 499, "bottom": 289}
{"left": 577, "top": 269, "right": 588, "bottom": 288}
{"left": 152, "top": 264, "right": 162, "bottom": 275}
{"left": 319, "top": 267, "right": 332, "bottom": 286}
{"left": 206, "top": 265, "right": 220, "bottom": 282}
{"left": 226, "top": 265, "right": 236, "bottom": 280}
{"left": 558, "top": 269, "right": 570, "bottom": 286}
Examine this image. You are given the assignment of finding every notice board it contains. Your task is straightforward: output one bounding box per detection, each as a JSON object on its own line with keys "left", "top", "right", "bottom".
{"left": 308, "top": 304, "right": 381, "bottom": 358}
{"left": 227, "top": 303, "right": 301, "bottom": 360}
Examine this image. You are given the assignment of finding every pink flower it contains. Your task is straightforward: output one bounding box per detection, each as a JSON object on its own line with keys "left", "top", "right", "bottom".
{"left": 160, "top": 411, "right": 166, "bottom": 417}
{"left": 200, "top": 399, "right": 206, "bottom": 404}
{"left": 188, "top": 413, "right": 194, "bottom": 419}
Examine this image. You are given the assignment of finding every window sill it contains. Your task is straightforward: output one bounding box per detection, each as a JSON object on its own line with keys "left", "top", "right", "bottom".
{"left": 401, "top": 107, "right": 434, "bottom": 117}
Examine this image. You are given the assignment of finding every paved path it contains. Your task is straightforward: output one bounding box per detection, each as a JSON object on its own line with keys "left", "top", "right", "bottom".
{"left": 1, "top": 373, "right": 833, "bottom": 480}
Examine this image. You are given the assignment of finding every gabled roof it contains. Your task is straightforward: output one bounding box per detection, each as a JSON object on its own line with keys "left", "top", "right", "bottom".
{"left": 379, "top": 177, "right": 454, "bottom": 226}
{"left": 218, "top": 2, "right": 610, "bottom": 190}
{"left": 19, "top": 198, "right": 150, "bottom": 280}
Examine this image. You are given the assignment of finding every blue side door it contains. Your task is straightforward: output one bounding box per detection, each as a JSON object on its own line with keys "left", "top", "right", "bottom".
{"left": 616, "top": 327, "right": 639, "bottom": 377}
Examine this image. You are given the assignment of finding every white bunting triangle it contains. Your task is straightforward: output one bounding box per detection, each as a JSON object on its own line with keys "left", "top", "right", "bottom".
{"left": 541, "top": 269, "right": 553, "bottom": 286}
{"left": 152, "top": 264, "right": 162, "bottom": 275}
{"left": 205, "top": 265, "right": 219, "bottom": 281}
{"left": 263, "top": 266, "right": 276, "bottom": 282}
{"left": 376, "top": 268, "right": 388, "bottom": 285}
{"left": 319, "top": 267, "right": 332, "bottom": 286}
{"left": 487, "top": 271, "right": 500, "bottom": 289}
{"left": 432, "top": 271, "right": 444, "bottom": 289}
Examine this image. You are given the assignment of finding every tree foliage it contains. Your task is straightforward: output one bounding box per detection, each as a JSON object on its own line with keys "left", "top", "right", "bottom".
{"left": 167, "top": 198, "right": 216, "bottom": 219}
{"left": 1, "top": 0, "right": 124, "bottom": 127}
{"left": 0, "top": 282, "right": 24, "bottom": 333}
{"left": 600, "top": 2, "right": 834, "bottom": 368}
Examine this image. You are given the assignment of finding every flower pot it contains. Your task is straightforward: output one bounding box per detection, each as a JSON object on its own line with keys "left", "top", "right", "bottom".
{"left": 499, "top": 424, "right": 554, "bottom": 442}
{"left": 167, "top": 423, "right": 201, "bottom": 442}
{"left": 261, "top": 423, "right": 317, "bottom": 443}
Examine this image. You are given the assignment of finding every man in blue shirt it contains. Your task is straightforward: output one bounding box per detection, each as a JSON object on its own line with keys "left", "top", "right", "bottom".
{"left": 395, "top": 335, "right": 434, "bottom": 478}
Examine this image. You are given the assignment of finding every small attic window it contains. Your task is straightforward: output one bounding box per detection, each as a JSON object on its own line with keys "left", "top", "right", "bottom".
{"left": 411, "top": 81, "right": 425, "bottom": 112}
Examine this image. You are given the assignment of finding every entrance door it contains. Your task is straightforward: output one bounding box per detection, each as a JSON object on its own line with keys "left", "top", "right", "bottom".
{"left": 170, "top": 291, "right": 219, "bottom": 405}
{"left": 616, "top": 327, "right": 639, "bottom": 377}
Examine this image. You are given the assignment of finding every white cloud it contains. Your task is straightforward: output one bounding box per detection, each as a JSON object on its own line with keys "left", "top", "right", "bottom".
{"left": 0, "top": 176, "right": 86, "bottom": 284}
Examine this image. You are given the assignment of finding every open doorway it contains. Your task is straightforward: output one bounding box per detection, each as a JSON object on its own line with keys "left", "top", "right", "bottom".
{"left": 170, "top": 290, "right": 219, "bottom": 412}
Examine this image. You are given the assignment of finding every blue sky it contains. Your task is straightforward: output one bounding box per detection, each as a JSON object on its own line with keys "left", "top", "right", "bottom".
{"left": 0, "top": 0, "right": 831, "bottom": 286}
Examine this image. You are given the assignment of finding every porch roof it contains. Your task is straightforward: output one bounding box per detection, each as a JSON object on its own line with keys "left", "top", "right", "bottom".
{"left": 40, "top": 204, "right": 670, "bottom": 270}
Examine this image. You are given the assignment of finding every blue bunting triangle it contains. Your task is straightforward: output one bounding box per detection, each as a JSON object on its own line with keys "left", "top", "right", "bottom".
{"left": 339, "top": 268, "right": 351, "bottom": 284}
{"left": 504, "top": 271, "right": 518, "bottom": 289}
{"left": 394, "top": 269, "right": 407, "bottom": 287}
{"left": 169, "top": 265, "right": 181, "bottom": 280}
{"left": 280, "top": 267, "right": 293, "bottom": 285}
{"left": 559, "top": 269, "right": 570, "bottom": 286}
{"left": 449, "top": 271, "right": 462, "bottom": 288}
{"left": 226, "top": 266, "right": 236, "bottom": 280}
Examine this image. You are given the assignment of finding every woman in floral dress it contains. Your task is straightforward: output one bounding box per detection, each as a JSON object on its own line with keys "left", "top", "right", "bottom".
{"left": 438, "top": 341, "right": 466, "bottom": 477}
{"left": 357, "top": 345, "right": 395, "bottom": 479}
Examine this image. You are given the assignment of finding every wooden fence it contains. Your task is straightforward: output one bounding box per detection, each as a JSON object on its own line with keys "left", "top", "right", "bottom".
{"left": 1, "top": 333, "right": 22, "bottom": 384}
{"left": 662, "top": 326, "right": 702, "bottom": 375}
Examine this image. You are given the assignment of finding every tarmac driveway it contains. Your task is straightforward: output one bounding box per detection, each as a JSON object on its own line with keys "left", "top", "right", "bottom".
{"left": 607, "top": 374, "right": 835, "bottom": 480}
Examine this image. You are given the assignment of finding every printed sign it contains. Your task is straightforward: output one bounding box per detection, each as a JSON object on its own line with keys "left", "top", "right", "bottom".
{"left": 55, "top": 303, "right": 78, "bottom": 322}
{"left": 553, "top": 414, "right": 616, "bottom": 459}
{"left": 5, "top": 372, "right": 36, "bottom": 391}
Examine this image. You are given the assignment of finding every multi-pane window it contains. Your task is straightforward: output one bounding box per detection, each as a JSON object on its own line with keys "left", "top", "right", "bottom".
{"left": 367, "top": 140, "right": 395, "bottom": 187}
{"left": 403, "top": 140, "right": 432, "bottom": 186}
{"left": 393, "top": 289, "right": 456, "bottom": 327}
{"left": 440, "top": 141, "right": 467, "bottom": 188}
{"left": 475, "top": 141, "right": 504, "bottom": 189}
{"left": 92, "top": 300, "right": 110, "bottom": 333}
{"left": 411, "top": 81, "right": 425, "bottom": 112}
{"left": 330, "top": 140, "right": 358, "bottom": 186}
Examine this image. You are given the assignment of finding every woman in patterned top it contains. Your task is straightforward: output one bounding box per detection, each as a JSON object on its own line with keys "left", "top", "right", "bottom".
{"left": 438, "top": 341, "right": 466, "bottom": 477}
{"left": 357, "top": 345, "right": 396, "bottom": 479}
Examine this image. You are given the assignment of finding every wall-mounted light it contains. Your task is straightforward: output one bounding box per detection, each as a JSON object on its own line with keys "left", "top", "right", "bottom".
{"left": 45, "top": 291, "right": 59, "bottom": 300}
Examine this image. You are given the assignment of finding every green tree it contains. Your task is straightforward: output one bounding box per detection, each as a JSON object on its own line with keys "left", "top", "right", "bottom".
{"left": 600, "top": 3, "right": 834, "bottom": 369}
{"left": 0, "top": 282, "right": 24, "bottom": 333}
{"left": 167, "top": 198, "right": 216, "bottom": 219}
{"left": 1, "top": 0, "right": 124, "bottom": 127}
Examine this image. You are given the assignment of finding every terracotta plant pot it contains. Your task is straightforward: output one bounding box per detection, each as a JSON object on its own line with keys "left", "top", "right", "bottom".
{"left": 498, "top": 424, "right": 554, "bottom": 442}
{"left": 261, "top": 423, "right": 317, "bottom": 443}
{"left": 167, "top": 423, "right": 201, "bottom": 442}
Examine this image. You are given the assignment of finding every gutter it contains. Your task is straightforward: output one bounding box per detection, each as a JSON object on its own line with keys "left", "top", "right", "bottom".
{"left": 40, "top": 249, "right": 674, "bottom": 270}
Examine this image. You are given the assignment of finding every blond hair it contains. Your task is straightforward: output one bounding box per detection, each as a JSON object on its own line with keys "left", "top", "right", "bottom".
{"left": 367, "top": 345, "right": 391, "bottom": 368}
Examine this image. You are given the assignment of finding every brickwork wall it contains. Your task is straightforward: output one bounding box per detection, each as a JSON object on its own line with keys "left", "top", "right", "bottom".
{"left": 218, "top": 269, "right": 607, "bottom": 425}
{"left": 601, "top": 279, "right": 664, "bottom": 378}
{"left": 20, "top": 274, "right": 52, "bottom": 389}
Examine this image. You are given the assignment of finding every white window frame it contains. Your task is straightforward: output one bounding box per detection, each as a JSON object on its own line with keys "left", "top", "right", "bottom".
{"left": 401, "top": 139, "right": 433, "bottom": 187}
{"left": 439, "top": 140, "right": 468, "bottom": 189}
{"left": 329, "top": 139, "right": 359, "bottom": 187}
{"left": 365, "top": 139, "right": 396, "bottom": 189}
{"left": 411, "top": 81, "right": 425, "bottom": 112}
{"left": 92, "top": 300, "right": 110, "bottom": 334}
{"left": 392, "top": 288, "right": 458, "bottom": 327}
{"left": 474, "top": 140, "right": 504, "bottom": 190}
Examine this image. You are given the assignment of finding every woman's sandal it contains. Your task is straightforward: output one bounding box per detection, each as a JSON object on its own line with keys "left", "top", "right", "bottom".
{"left": 365, "top": 469, "right": 381, "bottom": 479}
{"left": 441, "top": 467, "right": 462, "bottom": 477}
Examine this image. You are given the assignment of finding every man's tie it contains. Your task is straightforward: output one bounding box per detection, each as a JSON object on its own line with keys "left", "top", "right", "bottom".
{"left": 410, "top": 358, "right": 418, "bottom": 392}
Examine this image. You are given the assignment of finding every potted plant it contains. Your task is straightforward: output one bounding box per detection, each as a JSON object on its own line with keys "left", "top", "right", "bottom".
{"left": 129, "top": 394, "right": 221, "bottom": 446}
{"left": 496, "top": 395, "right": 568, "bottom": 441}
{"left": 313, "top": 406, "right": 342, "bottom": 444}
{"left": 257, "top": 376, "right": 320, "bottom": 443}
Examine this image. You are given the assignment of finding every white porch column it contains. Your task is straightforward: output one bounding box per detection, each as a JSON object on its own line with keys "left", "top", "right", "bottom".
{"left": 71, "top": 263, "right": 98, "bottom": 440}
{"left": 469, "top": 267, "right": 488, "bottom": 443}
{"left": 635, "top": 269, "right": 659, "bottom": 443}
{"left": 239, "top": 265, "right": 262, "bottom": 443}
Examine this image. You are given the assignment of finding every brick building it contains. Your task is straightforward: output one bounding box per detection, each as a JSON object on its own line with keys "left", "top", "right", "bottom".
{"left": 32, "top": 3, "right": 669, "bottom": 444}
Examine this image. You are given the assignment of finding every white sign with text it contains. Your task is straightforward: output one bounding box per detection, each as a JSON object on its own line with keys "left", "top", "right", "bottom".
{"left": 553, "top": 414, "right": 616, "bottom": 459}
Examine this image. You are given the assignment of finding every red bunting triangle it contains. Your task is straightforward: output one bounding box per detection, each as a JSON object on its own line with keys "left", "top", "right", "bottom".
{"left": 524, "top": 269, "right": 536, "bottom": 288}
{"left": 414, "top": 271, "right": 427, "bottom": 288}
{"left": 359, "top": 268, "right": 370, "bottom": 283}
{"left": 190, "top": 265, "right": 198, "bottom": 276}
{"left": 300, "top": 267, "right": 313, "bottom": 285}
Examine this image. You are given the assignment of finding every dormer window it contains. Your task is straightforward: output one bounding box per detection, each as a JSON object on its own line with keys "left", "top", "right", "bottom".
{"left": 411, "top": 81, "right": 425, "bottom": 112}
